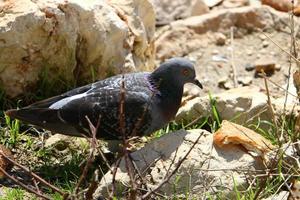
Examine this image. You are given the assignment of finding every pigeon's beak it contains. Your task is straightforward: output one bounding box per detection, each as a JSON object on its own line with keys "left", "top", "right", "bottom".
{"left": 193, "top": 79, "right": 203, "bottom": 89}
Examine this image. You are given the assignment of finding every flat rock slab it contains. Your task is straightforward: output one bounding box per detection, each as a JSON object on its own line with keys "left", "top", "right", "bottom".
{"left": 177, "top": 86, "right": 300, "bottom": 126}
{"left": 0, "top": 0, "right": 155, "bottom": 97}
{"left": 93, "top": 129, "right": 265, "bottom": 199}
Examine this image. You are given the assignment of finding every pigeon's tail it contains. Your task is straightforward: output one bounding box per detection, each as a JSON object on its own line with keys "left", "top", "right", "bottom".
{"left": 5, "top": 109, "right": 82, "bottom": 137}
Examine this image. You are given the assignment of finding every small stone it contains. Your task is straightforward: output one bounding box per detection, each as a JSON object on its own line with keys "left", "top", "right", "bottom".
{"left": 45, "top": 134, "right": 71, "bottom": 151}
{"left": 254, "top": 57, "right": 276, "bottom": 74}
{"left": 223, "top": 0, "right": 249, "bottom": 8}
{"left": 259, "top": 34, "right": 267, "bottom": 40}
{"left": 249, "top": 0, "right": 261, "bottom": 6}
{"left": 0, "top": 145, "right": 13, "bottom": 179}
{"left": 260, "top": 49, "right": 267, "bottom": 54}
{"left": 256, "top": 54, "right": 261, "bottom": 59}
{"left": 212, "top": 55, "right": 228, "bottom": 62}
{"left": 246, "top": 50, "right": 253, "bottom": 56}
{"left": 212, "top": 49, "right": 219, "bottom": 55}
{"left": 275, "top": 64, "right": 281, "bottom": 71}
{"left": 218, "top": 77, "right": 233, "bottom": 89}
{"left": 218, "top": 76, "right": 228, "bottom": 86}
{"left": 245, "top": 63, "right": 255, "bottom": 71}
{"left": 215, "top": 33, "right": 226, "bottom": 46}
{"left": 237, "top": 76, "right": 253, "bottom": 86}
{"left": 262, "top": 40, "right": 269, "bottom": 48}
{"left": 223, "top": 81, "right": 234, "bottom": 89}
{"left": 203, "top": 0, "right": 223, "bottom": 7}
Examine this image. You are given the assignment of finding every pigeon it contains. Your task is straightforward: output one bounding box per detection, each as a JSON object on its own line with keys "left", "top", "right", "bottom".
{"left": 5, "top": 58, "right": 202, "bottom": 140}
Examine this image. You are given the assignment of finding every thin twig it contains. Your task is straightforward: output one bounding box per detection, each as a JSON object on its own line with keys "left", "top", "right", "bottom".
{"left": 120, "top": 75, "right": 138, "bottom": 198}
{"left": 0, "top": 166, "right": 51, "bottom": 200}
{"left": 110, "top": 158, "right": 122, "bottom": 199}
{"left": 0, "top": 151, "right": 65, "bottom": 196}
{"left": 230, "top": 27, "right": 238, "bottom": 87}
{"left": 263, "top": 72, "right": 279, "bottom": 141}
{"left": 164, "top": 148, "right": 179, "bottom": 179}
{"left": 259, "top": 30, "right": 300, "bottom": 65}
{"left": 85, "top": 169, "right": 99, "bottom": 200}
{"left": 260, "top": 74, "right": 298, "bottom": 98}
{"left": 74, "top": 116, "right": 99, "bottom": 194}
{"left": 32, "top": 178, "right": 41, "bottom": 195}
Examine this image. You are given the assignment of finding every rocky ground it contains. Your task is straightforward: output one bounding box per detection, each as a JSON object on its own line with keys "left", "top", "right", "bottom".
{"left": 1, "top": 0, "right": 300, "bottom": 199}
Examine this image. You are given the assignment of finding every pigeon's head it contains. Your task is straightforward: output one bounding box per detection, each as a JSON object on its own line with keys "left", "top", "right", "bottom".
{"left": 151, "top": 57, "right": 203, "bottom": 89}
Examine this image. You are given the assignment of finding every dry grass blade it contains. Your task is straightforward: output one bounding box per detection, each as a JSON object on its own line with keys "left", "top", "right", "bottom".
{"left": 73, "top": 116, "right": 100, "bottom": 195}
{"left": 262, "top": 71, "right": 279, "bottom": 140}
{"left": 230, "top": 26, "right": 238, "bottom": 87}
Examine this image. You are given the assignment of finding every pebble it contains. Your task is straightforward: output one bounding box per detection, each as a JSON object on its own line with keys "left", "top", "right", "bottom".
{"left": 259, "top": 34, "right": 267, "bottom": 40}
{"left": 245, "top": 63, "right": 255, "bottom": 71}
{"left": 212, "top": 49, "right": 219, "bottom": 55}
{"left": 212, "top": 55, "right": 228, "bottom": 62}
{"left": 223, "top": 0, "right": 249, "bottom": 8}
{"left": 254, "top": 57, "right": 276, "bottom": 74}
{"left": 44, "top": 134, "right": 77, "bottom": 151}
{"left": 246, "top": 49, "right": 253, "bottom": 56}
{"left": 237, "top": 76, "right": 253, "bottom": 86}
{"left": 275, "top": 64, "right": 281, "bottom": 71}
{"left": 223, "top": 81, "right": 234, "bottom": 89}
{"left": 203, "top": 0, "right": 223, "bottom": 7}
{"left": 215, "top": 33, "right": 227, "bottom": 46}
{"left": 218, "top": 77, "right": 233, "bottom": 89}
{"left": 218, "top": 76, "right": 228, "bottom": 85}
{"left": 262, "top": 41, "right": 269, "bottom": 48}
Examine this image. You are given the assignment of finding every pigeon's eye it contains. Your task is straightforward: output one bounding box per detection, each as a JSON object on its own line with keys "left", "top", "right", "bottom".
{"left": 182, "top": 69, "right": 190, "bottom": 76}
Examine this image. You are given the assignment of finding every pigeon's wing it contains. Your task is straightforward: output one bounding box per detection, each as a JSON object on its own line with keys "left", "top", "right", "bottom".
{"left": 25, "top": 84, "right": 93, "bottom": 109}
{"left": 6, "top": 73, "right": 153, "bottom": 139}
{"left": 57, "top": 86, "right": 153, "bottom": 139}
{"left": 25, "top": 73, "right": 129, "bottom": 109}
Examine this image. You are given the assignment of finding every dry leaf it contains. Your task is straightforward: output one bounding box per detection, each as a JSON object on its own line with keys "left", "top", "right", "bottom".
{"left": 213, "top": 120, "right": 275, "bottom": 157}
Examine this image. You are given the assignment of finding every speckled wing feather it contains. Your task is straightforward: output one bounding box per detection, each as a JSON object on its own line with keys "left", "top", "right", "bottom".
{"left": 58, "top": 73, "right": 154, "bottom": 139}
{"left": 8, "top": 73, "right": 154, "bottom": 139}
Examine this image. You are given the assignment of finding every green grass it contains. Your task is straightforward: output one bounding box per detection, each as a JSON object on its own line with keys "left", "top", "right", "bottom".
{"left": 0, "top": 188, "right": 25, "bottom": 200}
{"left": 0, "top": 74, "right": 298, "bottom": 199}
{"left": 2, "top": 115, "right": 20, "bottom": 148}
{"left": 0, "top": 106, "right": 297, "bottom": 199}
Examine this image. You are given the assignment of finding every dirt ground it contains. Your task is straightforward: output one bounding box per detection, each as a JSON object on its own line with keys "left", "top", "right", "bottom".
{"left": 197, "top": 30, "right": 295, "bottom": 97}
{"left": 156, "top": 27, "right": 299, "bottom": 99}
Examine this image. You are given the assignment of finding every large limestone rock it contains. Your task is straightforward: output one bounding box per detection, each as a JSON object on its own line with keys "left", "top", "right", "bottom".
{"left": 177, "top": 86, "right": 300, "bottom": 125}
{"left": 155, "top": 5, "right": 297, "bottom": 60}
{"left": 93, "top": 129, "right": 265, "bottom": 198}
{"left": 0, "top": 0, "right": 155, "bottom": 97}
{"left": 177, "top": 86, "right": 270, "bottom": 124}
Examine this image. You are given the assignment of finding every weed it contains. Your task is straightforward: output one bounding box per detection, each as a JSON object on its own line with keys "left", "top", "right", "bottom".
{"left": 0, "top": 115, "right": 20, "bottom": 148}
{"left": 0, "top": 188, "right": 25, "bottom": 200}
